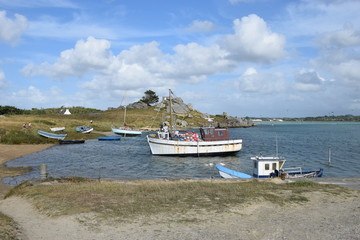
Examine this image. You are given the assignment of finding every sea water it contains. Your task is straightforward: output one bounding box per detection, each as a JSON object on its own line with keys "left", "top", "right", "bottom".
{"left": 3, "top": 122, "right": 360, "bottom": 185}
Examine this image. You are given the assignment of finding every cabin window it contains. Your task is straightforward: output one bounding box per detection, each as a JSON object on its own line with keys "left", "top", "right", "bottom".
{"left": 265, "top": 164, "right": 269, "bottom": 170}
{"left": 217, "top": 131, "right": 224, "bottom": 136}
{"left": 272, "top": 163, "right": 277, "bottom": 170}
{"left": 254, "top": 161, "right": 257, "bottom": 169}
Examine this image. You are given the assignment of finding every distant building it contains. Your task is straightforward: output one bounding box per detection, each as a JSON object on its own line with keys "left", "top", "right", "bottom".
{"left": 63, "top": 109, "right": 71, "bottom": 115}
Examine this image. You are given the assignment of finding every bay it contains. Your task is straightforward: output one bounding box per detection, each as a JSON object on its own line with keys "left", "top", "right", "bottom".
{"left": 4, "top": 122, "right": 360, "bottom": 185}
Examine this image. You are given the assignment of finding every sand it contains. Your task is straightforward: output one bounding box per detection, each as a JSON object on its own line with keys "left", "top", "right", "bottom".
{"left": 0, "top": 144, "right": 359, "bottom": 240}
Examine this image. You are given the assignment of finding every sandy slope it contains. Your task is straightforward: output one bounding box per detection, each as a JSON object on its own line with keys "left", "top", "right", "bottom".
{"left": 0, "top": 191, "right": 359, "bottom": 240}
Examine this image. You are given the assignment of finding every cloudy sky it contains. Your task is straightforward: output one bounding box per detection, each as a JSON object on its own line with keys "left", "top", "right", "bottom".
{"left": 1, "top": 0, "right": 360, "bottom": 117}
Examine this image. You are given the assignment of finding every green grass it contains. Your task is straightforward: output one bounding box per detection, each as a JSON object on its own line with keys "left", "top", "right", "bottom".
{"left": 5, "top": 179, "right": 351, "bottom": 223}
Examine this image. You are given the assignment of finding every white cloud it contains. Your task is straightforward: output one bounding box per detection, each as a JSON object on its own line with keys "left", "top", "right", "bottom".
{"left": 0, "top": 11, "right": 28, "bottom": 45}
{"left": 235, "top": 67, "right": 286, "bottom": 93}
{"left": 19, "top": 15, "right": 287, "bottom": 102}
{"left": 12, "top": 86, "right": 46, "bottom": 104}
{"left": 22, "top": 36, "right": 113, "bottom": 79}
{"left": 294, "top": 69, "right": 325, "bottom": 91}
{"left": 282, "top": 0, "right": 360, "bottom": 37}
{"left": 219, "top": 14, "right": 286, "bottom": 63}
{"left": 317, "top": 27, "right": 360, "bottom": 48}
{"left": 186, "top": 20, "right": 216, "bottom": 33}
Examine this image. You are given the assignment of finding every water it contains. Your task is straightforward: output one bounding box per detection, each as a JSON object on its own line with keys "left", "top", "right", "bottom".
{"left": 4, "top": 122, "right": 360, "bottom": 185}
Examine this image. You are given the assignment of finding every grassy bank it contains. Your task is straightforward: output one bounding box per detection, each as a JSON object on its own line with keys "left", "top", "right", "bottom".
{"left": 5, "top": 178, "right": 352, "bottom": 224}
{"left": 0, "top": 107, "right": 214, "bottom": 144}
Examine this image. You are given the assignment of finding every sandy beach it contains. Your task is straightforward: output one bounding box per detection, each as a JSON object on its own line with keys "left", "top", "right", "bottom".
{"left": 0, "top": 144, "right": 359, "bottom": 240}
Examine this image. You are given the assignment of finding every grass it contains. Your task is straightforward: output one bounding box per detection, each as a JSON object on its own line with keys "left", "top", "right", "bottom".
{"left": 0, "top": 107, "right": 216, "bottom": 144}
{"left": 0, "top": 212, "right": 22, "bottom": 240}
{"left": 5, "top": 178, "right": 351, "bottom": 224}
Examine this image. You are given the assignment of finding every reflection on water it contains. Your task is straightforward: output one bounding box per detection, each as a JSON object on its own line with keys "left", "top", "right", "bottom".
{"left": 4, "top": 122, "right": 360, "bottom": 185}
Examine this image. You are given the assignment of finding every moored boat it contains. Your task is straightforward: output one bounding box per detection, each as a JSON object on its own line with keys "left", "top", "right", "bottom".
{"left": 38, "top": 130, "right": 67, "bottom": 140}
{"left": 111, "top": 127, "right": 141, "bottom": 136}
{"left": 98, "top": 136, "right": 121, "bottom": 141}
{"left": 59, "top": 139, "right": 85, "bottom": 144}
{"left": 76, "top": 126, "right": 93, "bottom": 133}
{"left": 147, "top": 127, "right": 242, "bottom": 156}
{"left": 50, "top": 127, "right": 65, "bottom": 132}
{"left": 146, "top": 89, "right": 242, "bottom": 156}
{"left": 216, "top": 155, "right": 323, "bottom": 179}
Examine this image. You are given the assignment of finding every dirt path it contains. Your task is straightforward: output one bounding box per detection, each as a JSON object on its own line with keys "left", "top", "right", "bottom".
{"left": 0, "top": 191, "right": 359, "bottom": 240}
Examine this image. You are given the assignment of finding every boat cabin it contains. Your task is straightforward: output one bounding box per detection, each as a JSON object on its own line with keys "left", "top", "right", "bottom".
{"left": 251, "top": 156, "right": 286, "bottom": 178}
{"left": 199, "top": 127, "right": 229, "bottom": 141}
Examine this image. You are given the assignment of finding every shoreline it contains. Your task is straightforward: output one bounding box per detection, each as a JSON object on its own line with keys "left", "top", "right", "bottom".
{"left": 0, "top": 144, "right": 54, "bottom": 197}
{"left": 1, "top": 143, "right": 360, "bottom": 191}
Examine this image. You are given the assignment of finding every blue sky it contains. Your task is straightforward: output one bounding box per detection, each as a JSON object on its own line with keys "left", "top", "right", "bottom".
{"left": 1, "top": 0, "right": 360, "bottom": 117}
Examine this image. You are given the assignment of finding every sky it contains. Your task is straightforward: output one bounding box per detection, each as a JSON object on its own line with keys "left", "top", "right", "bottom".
{"left": 1, "top": 0, "right": 360, "bottom": 118}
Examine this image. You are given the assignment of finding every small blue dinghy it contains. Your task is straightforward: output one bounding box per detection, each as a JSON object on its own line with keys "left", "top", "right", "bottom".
{"left": 98, "top": 137, "right": 121, "bottom": 141}
{"left": 38, "top": 130, "right": 67, "bottom": 140}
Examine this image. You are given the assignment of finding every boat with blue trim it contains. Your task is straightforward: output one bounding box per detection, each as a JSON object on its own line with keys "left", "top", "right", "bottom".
{"left": 216, "top": 155, "right": 323, "bottom": 179}
{"left": 38, "top": 130, "right": 67, "bottom": 140}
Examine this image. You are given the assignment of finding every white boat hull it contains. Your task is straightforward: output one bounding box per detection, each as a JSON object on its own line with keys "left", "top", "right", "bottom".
{"left": 50, "top": 127, "right": 65, "bottom": 132}
{"left": 147, "top": 136, "right": 242, "bottom": 155}
{"left": 112, "top": 128, "right": 142, "bottom": 136}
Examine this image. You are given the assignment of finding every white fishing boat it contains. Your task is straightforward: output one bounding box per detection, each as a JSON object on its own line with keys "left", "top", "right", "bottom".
{"left": 146, "top": 90, "right": 243, "bottom": 156}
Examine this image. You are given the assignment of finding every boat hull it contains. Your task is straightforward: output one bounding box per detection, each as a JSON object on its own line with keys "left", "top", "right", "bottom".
{"left": 38, "top": 130, "right": 67, "bottom": 140}
{"left": 147, "top": 136, "right": 242, "bottom": 156}
{"left": 76, "top": 126, "right": 93, "bottom": 133}
{"left": 50, "top": 127, "right": 65, "bottom": 132}
{"left": 59, "top": 139, "right": 85, "bottom": 144}
{"left": 216, "top": 165, "right": 252, "bottom": 179}
{"left": 98, "top": 137, "right": 121, "bottom": 141}
{"left": 112, "top": 128, "right": 141, "bottom": 136}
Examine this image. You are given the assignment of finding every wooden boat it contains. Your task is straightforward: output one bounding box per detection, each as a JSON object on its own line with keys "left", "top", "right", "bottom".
{"left": 216, "top": 155, "right": 323, "bottom": 179}
{"left": 146, "top": 90, "right": 242, "bottom": 156}
{"left": 38, "top": 130, "right": 67, "bottom": 140}
{"left": 50, "top": 127, "right": 65, "bottom": 132}
{"left": 59, "top": 139, "right": 85, "bottom": 144}
{"left": 98, "top": 136, "right": 121, "bottom": 141}
{"left": 76, "top": 126, "right": 93, "bottom": 133}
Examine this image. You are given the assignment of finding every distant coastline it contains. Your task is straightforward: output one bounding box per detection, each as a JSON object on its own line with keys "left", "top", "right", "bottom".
{"left": 251, "top": 115, "right": 360, "bottom": 122}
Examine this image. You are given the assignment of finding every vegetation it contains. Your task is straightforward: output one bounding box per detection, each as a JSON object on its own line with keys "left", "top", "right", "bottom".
{"left": 0, "top": 212, "right": 22, "bottom": 240}
{"left": 140, "top": 90, "right": 159, "bottom": 106}
{"left": 5, "top": 179, "right": 351, "bottom": 223}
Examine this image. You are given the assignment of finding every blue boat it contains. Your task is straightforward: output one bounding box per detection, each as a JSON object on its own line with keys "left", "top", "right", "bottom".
{"left": 216, "top": 156, "right": 323, "bottom": 179}
{"left": 98, "top": 137, "right": 121, "bottom": 141}
{"left": 38, "top": 130, "right": 67, "bottom": 140}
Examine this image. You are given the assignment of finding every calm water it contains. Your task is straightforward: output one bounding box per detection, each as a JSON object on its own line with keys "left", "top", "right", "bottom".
{"left": 4, "top": 122, "right": 360, "bottom": 185}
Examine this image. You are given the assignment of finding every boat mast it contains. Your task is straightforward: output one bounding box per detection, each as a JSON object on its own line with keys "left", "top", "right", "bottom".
{"left": 169, "top": 89, "right": 173, "bottom": 130}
